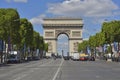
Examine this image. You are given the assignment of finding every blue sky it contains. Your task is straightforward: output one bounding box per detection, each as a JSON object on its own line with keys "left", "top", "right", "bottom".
{"left": 0, "top": 0, "right": 120, "bottom": 54}
{"left": 0, "top": 0, "right": 120, "bottom": 39}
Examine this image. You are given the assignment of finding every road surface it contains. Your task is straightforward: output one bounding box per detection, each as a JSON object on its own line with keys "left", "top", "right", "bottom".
{"left": 0, "top": 59, "right": 120, "bottom": 80}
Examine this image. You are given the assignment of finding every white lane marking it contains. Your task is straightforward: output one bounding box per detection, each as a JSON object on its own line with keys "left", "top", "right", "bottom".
{"left": 25, "top": 60, "right": 44, "bottom": 67}
{"left": 14, "top": 74, "right": 27, "bottom": 80}
{"left": 41, "top": 59, "right": 53, "bottom": 66}
{"left": 52, "top": 59, "right": 64, "bottom": 80}
{"left": 13, "top": 69, "right": 35, "bottom": 80}
{"left": 13, "top": 59, "right": 53, "bottom": 80}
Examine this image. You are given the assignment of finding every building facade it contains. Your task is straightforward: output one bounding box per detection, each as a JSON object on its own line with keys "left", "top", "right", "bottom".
{"left": 42, "top": 17, "right": 83, "bottom": 56}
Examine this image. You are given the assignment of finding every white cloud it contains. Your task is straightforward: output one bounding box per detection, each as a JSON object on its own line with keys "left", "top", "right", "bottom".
{"left": 113, "top": 11, "right": 120, "bottom": 15}
{"left": 83, "top": 38, "right": 89, "bottom": 41}
{"left": 14, "top": 0, "right": 27, "bottom": 3}
{"left": 47, "top": 0, "right": 119, "bottom": 17}
{"left": 29, "top": 14, "right": 46, "bottom": 25}
{"left": 29, "top": 0, "right": 120, "bottom": 25}
{"left": 83, "top": 28, "right": 89, "bottom": 34}
{"left": 58, "top": 42, "right": 68, "bottom": 46}
{"left": 83, "top": 27, "right": 100, "bottom": 38}
{"left": 6, "top": 0, "right": 11, "bottom": 2}
{"left": 91, "top": 18, "right": 106, "bottom": 24}
{"left": 6, "top": 0, "right": 28, "bottom": 3}
{"left": 82, "top": 28, "right": 92, "bottom": 36}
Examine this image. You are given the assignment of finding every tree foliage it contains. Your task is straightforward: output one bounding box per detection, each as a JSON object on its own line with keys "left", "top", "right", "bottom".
{"left": 44, "top": 43, "right": 48, "bottom": 52}
{"left": 32, "top": 31, "right": 40, "bottom": 49}
{"left": 0, "top": 8, "right": 20, "bottom": 45}
{"left": 19, "top": 18, "right": 33, "bottom": 49}
{"left": 78, "top": 20, "right": 120, "bottom": 54}
{"left": 78, "top": 40, "right": 88, "bottom": 53}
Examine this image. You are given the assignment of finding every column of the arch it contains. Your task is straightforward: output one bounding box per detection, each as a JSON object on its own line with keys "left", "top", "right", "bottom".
{"left": 69, "top": 39, "right": 82, "bottom": 56}
{"left": 44, "top": 28, "right": 57, "bottom": 57}
{"left": 52, "top": 39, "right": 57, "bottom": 55}
{"left": 44, "top": 39, "right": 57, "bottom": 56}
{"left": 69, "top": 39, "right": 73, "bottom": 56}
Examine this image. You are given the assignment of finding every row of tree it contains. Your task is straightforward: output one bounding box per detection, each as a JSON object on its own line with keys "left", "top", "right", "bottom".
{"left": 0, "top": 8, "right": 48, "bottom": 63}
{"left": 78, "top": 20, "right": 120, "bottom": 57}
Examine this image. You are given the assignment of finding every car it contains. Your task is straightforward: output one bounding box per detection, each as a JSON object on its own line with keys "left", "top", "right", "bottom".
{"left": 72, "top": 52, "right": 80, "bottom": 61}
{"left": 89, "top": 56, "right": 95, "bottom": 61}
{"left": 7, "top": 51, "right": 21, "bottom": 63}
{"left": 80, "top": 57, "right": 88, "bottom": 61}
{"left": 27, "top": 57, "right": 32, "bottom": 61}
{"left": 63, "top": 56, "right": 69, "bottom": 60}
{"left": 43, "top": 56, "right": 51, "bottom": 59}
{"left": 56, "top": 55, "right": 62, "bottom": 59}
{"left": 32, "top": 56, "right": 40, "bottom": 60}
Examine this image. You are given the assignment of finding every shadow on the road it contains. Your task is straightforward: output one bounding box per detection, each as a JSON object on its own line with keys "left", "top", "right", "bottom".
{"left": 0, "top": 63, "right": 12, "bottom": 67}
{"left": 0, "top": 61, "right": 31, "bottom": 67}
{"left": 0, "top": 59, "right": 41, "bottom": 68}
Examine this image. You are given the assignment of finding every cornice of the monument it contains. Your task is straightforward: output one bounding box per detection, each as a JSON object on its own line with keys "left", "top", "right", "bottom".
{"left": 43, "top": 17, "right": 82, "bottom": 20}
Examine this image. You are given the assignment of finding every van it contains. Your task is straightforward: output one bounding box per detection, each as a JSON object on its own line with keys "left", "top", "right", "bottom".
{"left": 7, "top": 51, "right": 21, "bottom": 63}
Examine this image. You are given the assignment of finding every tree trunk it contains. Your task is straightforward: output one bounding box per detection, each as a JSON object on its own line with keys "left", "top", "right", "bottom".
{"left": 0, "top": 40, "right": 4, "bottom": 63}
{"left": 4, "top": 41, "right": 7, "bottom": 63}
{"left": 118, "top": 42, "right": 119, "bottom": 52}
{"left": 109, "top": 43, "right": 113, "bottom": 58}
{"left": 94, "top": 47, "right": 96, "bottom": 58}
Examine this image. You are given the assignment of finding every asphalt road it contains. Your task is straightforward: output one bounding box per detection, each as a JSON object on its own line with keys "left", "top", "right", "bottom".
{"left": 0, "top": 59, "right": 120, "bottom": 80}
{"left": 58, "top": 60, "right": 120, "bottom": 80}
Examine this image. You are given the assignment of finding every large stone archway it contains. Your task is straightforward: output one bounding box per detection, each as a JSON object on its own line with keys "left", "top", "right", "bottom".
{"left": 42, "top": 17, "right": 83, "bottom": 57}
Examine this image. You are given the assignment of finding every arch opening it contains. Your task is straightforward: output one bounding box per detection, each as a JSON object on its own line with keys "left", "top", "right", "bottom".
{"left": 57, "top": 34, "right": 69, "bottom": 56}
{"left": 42, "top": 17, "right": 83, "bottom": 57}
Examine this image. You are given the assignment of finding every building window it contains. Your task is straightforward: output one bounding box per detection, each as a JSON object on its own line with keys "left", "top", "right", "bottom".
{"left": 45, "top": 31, "right": 54, "bottom": 37}
{"left": 73, "top": 42, "right": 79, "bottom": 52}
{"left": 72, "top": 31, "right": 81, "bottom": 37}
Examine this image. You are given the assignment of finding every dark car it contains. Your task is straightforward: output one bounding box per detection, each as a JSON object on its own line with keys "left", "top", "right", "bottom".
{"left": 56, "top": 55, "right": 62, "bottom": 59}
{"left": 63, "top": 56, "right": 69, "bottom": 60}
{"left": 32, "top": 56, "right": 40, "bottom": 60}
{"left": 89, "top": 56, "right": 95, "bottom": 61}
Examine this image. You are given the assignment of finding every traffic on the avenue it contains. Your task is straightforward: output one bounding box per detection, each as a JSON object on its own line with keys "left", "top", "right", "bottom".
{"left": 1, "top": 56, "right": 120, "bottom": 80}
{"left": 1, "top": 0, "right": 120, "bottom": 80}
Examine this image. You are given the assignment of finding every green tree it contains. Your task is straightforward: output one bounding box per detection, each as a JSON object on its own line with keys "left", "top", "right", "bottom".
{"left": 32, "top": 31, "right": 45, "bottom": 58}
{"left": 112, "top": 20, "right": 120, "bottom": 52}
{"left": 19, "top": 18, "right": 33, "bottom": 59}
{"left": 32, "top": 31, "right": 40, "bottom": 49}
{"left": 25, "top": 22, "right": 33, "bottom": 48}
{"left": 0, "top": 9, "right": 6, "bottom": 40}
{"left": 44, "top": 43, "right": 48, "bottom": 52}
{"left": 89, "top": 35, "right": 97, "bottom": 56}
{"left": 96, "top": 32, "right": 105, "bottom": 47}
{"left": 0, "top": 8, "right": 20, "bottom": 63}
{"left": 20, "top": 18, "right": 33, "bottom": 48}
{"left": 102, "top": 21, "right": 115, "bottom": 55}
{"left": 0, "top": 8, "right": 20, "bottom": 46}
{"left": 39, "top": 36, "right": 44, "bottom": 58}
{"left": 78, "top": 40, "right": 88, "bottom": 53}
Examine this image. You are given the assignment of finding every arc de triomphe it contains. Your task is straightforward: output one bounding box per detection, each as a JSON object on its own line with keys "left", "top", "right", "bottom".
{"left": 42, "top": 17, "right": 83, "bottom": 56}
